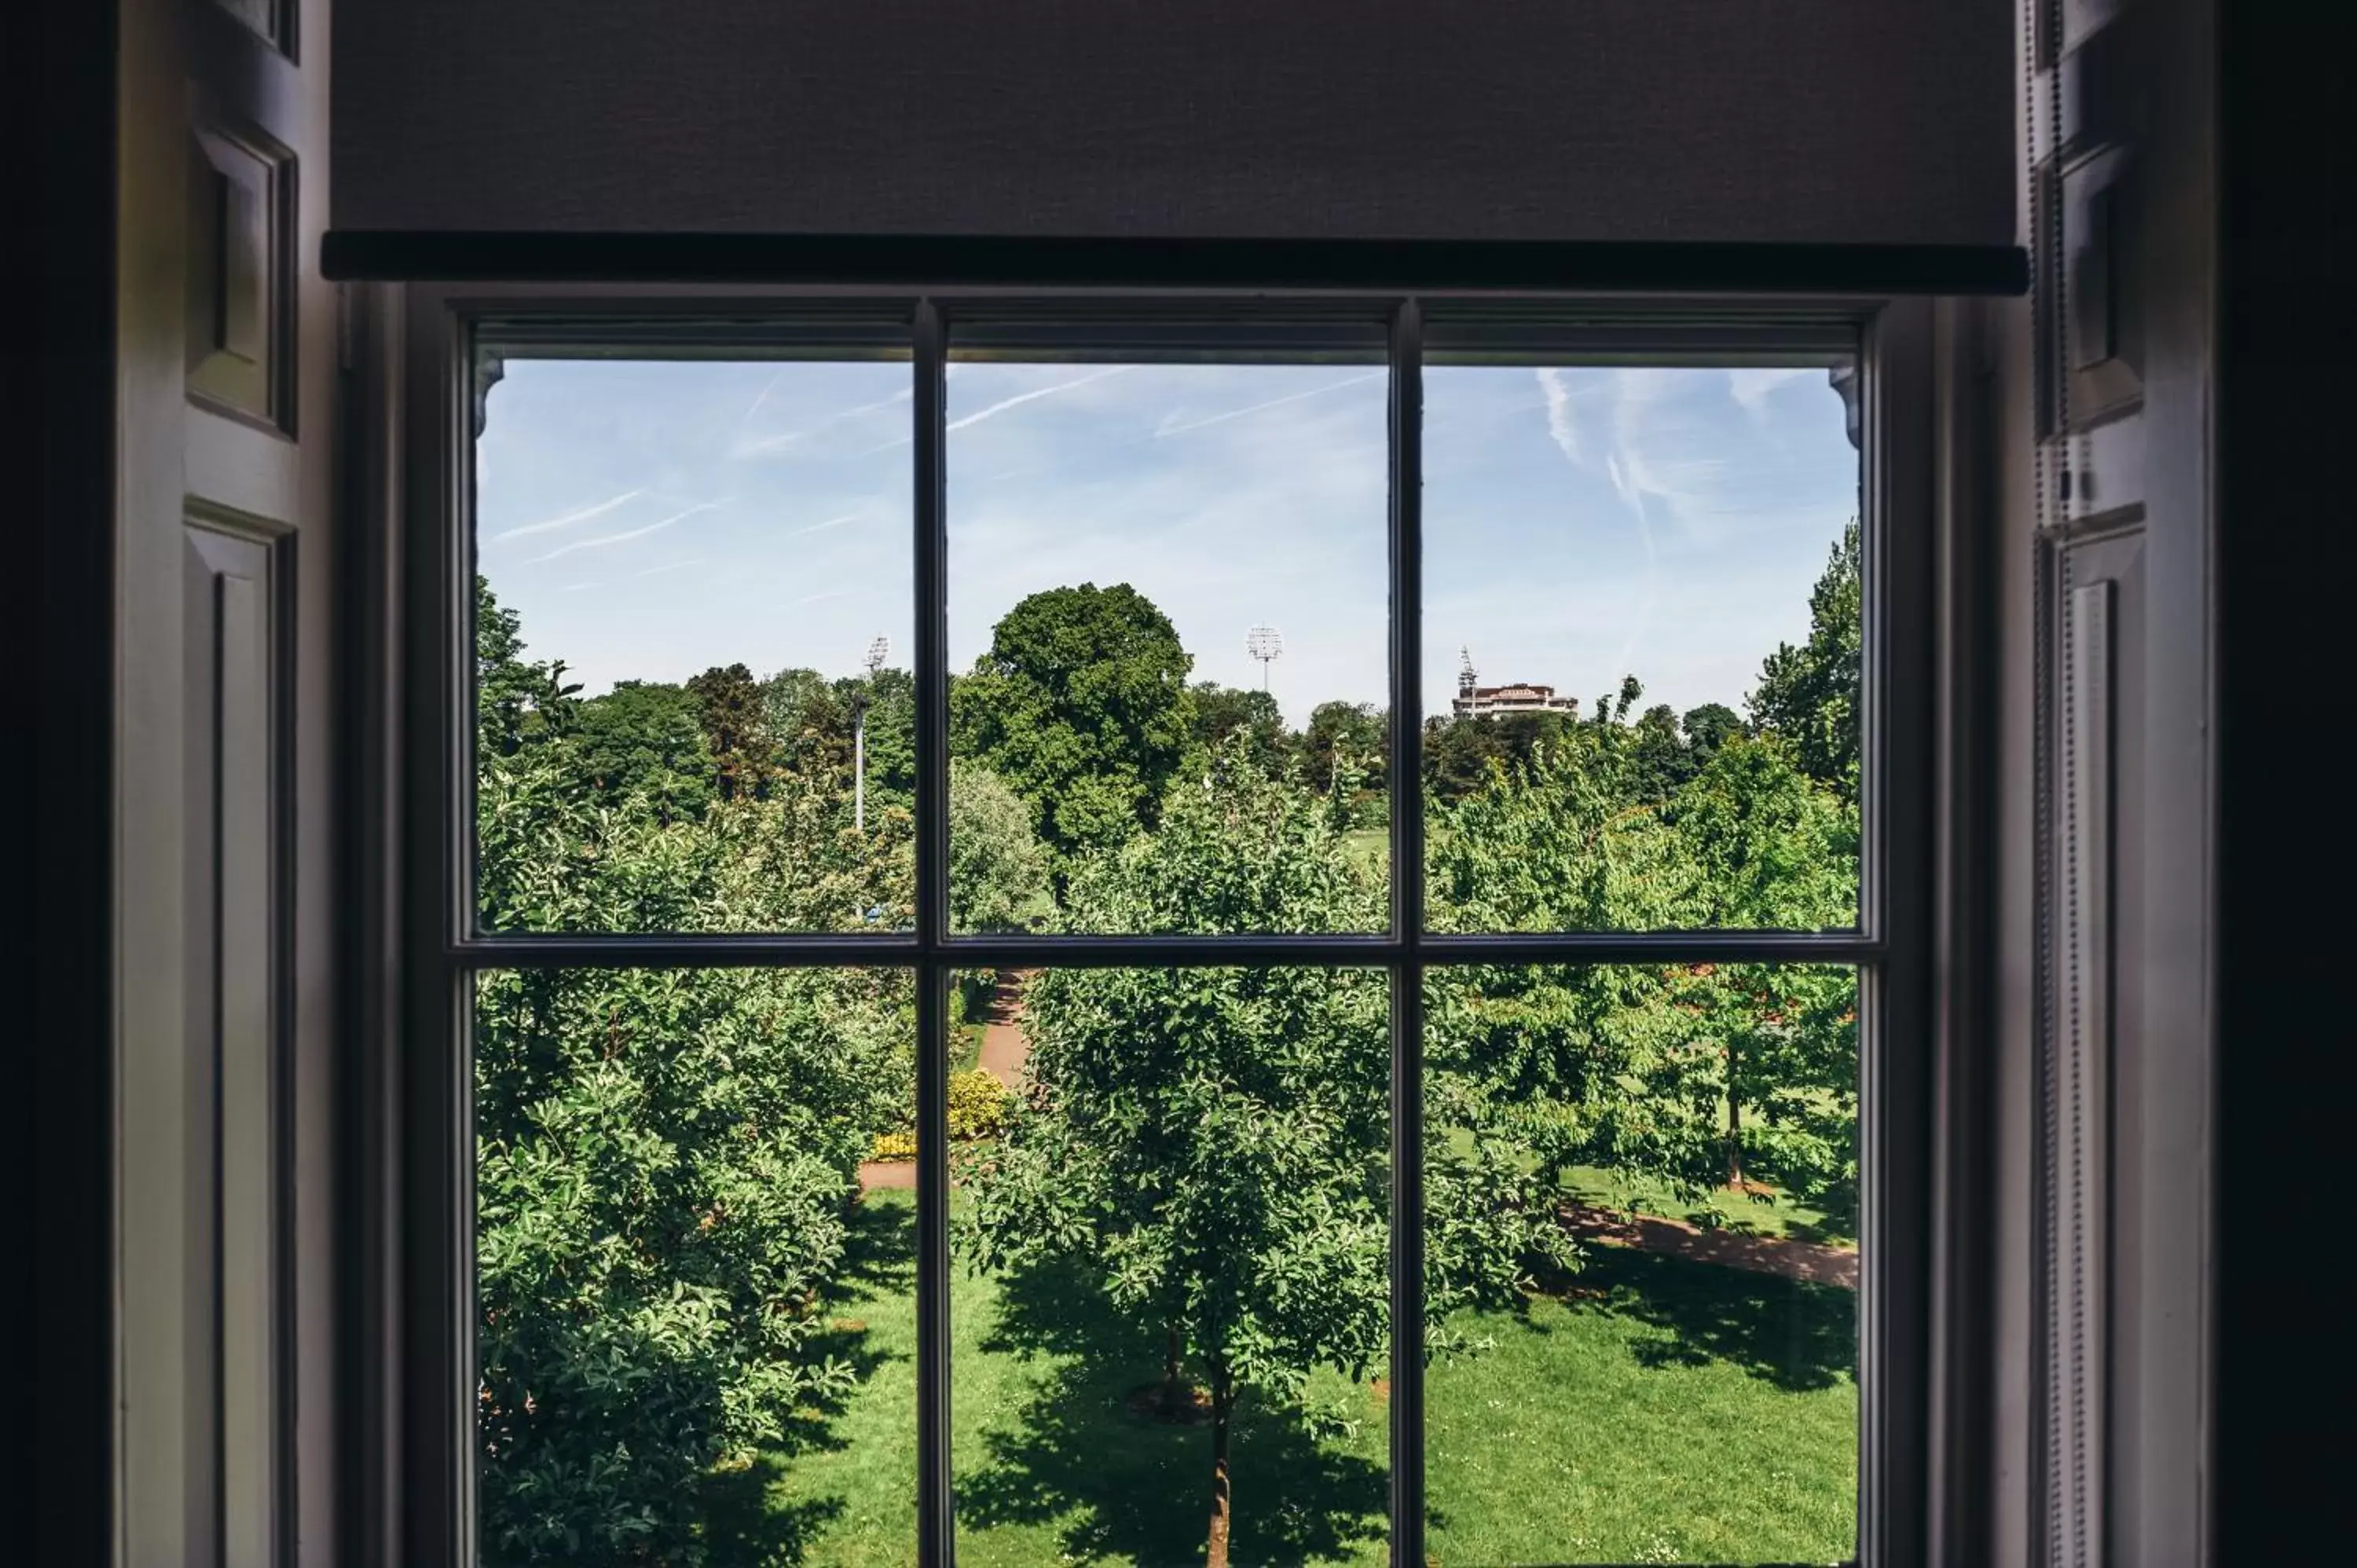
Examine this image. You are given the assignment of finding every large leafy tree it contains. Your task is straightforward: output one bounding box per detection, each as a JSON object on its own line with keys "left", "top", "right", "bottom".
{"left": 685, "top": 661, "right": 775, "bottom": 802}
{"left": 1669, "top": 736, "right": 1859, "bottom": 1200}
{"left": 566, "top": 680, "right": 714, "bottom": 821}
{"left": 472, "top": 587, "right": 914, "bottom": 1566}
{"left": 951, "top": 583, "right": 1197, "bottom": 857}
{"left": 967, "top": 749, "right": 1563, "bottom": 1568}
{"left": 948, "top": 760, "right": 1055, "bottom": 933}
{"left": 1187, "top": 680, "right": 1289, "bottom": 776}
{"left": 1301, "top": 700, "right": 1387, "bottom": 825}
{"left": 1749, "top": 519, "right": 1862, "bottom": 792}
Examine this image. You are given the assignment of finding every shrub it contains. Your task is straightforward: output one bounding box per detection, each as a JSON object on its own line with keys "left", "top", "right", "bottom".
{"left": 950, "top": 1068, "right": 1015, "bottom": 1141}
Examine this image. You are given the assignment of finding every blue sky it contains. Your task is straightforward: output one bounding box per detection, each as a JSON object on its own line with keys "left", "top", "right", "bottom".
{"left": 477, "top": 355, "right": 1855, "bottom": 727}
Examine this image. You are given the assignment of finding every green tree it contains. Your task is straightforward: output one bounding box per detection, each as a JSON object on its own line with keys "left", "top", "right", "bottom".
{"left": 1628, "top": 702, "right": 1694, "bottom": 802}
{"left": 1669, "top": 736, "right": 1859, "bottom": 1198}
{"left": 948, "top": 760, "right": 1055, "bottom": 932}
{"left": 686, "top": 661, "right": 775, "bottom": 802}
{"left": 1681, "top": 702, "right": 1746, "bottom": 760}
{"left": 476, "top": 575, "right": 578, "bottom": 760}
{"left": 1186, "top": 680, "right": 1289, "bottom": 775}
{"left": 473, "top": 596, "right": 916, "bottom": 1565}
{"left": 566, "top": 680, "right": 714, "bottom": 820}
{"left": 840, "top": 665, "right": 916, "bottom": 815}
{"left": 1424, "top": 716, "right": 1724, "bottom": 1200}
{"left": 1302, "top": 699, "right": 1387, "bottom": 811}
{"left": 967, "top": 749, "right": 1563, "bottom": 1568}
{"left": 951, "top": 584, "right": 1196, "bottom": 858}
{"left": 764, "top": 666, "right": 852, "bottom": 780}
{"left": 1748, "top": 519, "right": 1862, "bottom": 792}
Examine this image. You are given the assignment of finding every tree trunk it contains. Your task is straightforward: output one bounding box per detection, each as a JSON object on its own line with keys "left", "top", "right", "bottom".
{"left": 1161, "top": 1324, "right": 1186, "bottom": 1420}
{"left": 1206, "top": 1375, "right": 1236, "bottom": 1568}
{"left": 1725, "top": 1041, "right": 1745, "bottom": 1189}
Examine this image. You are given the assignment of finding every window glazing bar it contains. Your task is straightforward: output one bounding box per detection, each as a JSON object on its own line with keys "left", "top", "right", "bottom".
{"left": 1387, "top": 297, "right": 1428, "bottom": 1568}
{"left": 912, "top": 301, "right": 955, "bottom": 1568}
{"left": 442, "top": 930, "right": 1885, "bottom": 971}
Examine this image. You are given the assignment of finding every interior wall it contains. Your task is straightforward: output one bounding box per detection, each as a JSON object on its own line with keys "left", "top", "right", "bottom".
{"left": 1992, "top": 0, "right": 2220, "bottom": 1563}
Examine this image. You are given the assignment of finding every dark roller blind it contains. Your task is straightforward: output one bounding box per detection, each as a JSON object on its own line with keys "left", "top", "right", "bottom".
{"left": 327, "top": 1, "right": 2020, "bottom": 286}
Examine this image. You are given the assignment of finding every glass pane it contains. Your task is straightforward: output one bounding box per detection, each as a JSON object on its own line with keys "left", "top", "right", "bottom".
{"left": 947, "top": 352, "right": 1391, "bottom": 935}
{"left": 1422, "top": 360, "right": 1862, "bottom": 932}
{"left": 473, "top": 352, "right": 915, "bottom": 933}
{"left": 474, "top": 965, "right": 916, "bottom": 1565}
{"left": 1421, "top": 962, "right": 1860, "bottom": 1564}
{"left": 954, "top": 966, "right": 1391, "bottom": 1567}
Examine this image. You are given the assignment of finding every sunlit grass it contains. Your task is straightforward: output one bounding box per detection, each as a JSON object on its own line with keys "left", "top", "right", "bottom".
{"left": 744, "top": 1189, "right": 1855, "bottom": 1567}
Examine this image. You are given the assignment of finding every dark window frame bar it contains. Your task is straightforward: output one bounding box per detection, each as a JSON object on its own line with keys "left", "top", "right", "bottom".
{"left": 401, "top": 284, "right": 1933, "bottom": 1568}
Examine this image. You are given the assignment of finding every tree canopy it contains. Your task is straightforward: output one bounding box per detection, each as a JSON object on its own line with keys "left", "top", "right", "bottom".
{"left": 966, "top": 747, "right": 1564, "bottom": 1568}
{"left": 1748, "top": 520, "right": 1862, "bottom": 793}
{"left": 951, "top": 583, "right": 1197, "bottom": 858}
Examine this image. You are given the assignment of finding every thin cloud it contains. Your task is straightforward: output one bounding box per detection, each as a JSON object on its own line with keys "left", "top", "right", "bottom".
{"left": 786, "top": 511, "right": 863, "bottom": 538}
{"left": 738, "top": 368, "right": 788, "bottom": 427}
{"left": 783, "top": 588, "right": 850, "bottom": 610}
{"left": 947, "top": 365, "right": 1135, "bottom": 433}
{"left": 1727, "top": 365, "right": 1811, "bottom": 419}
{"left": 1537, "top": 368, "right": 1585, "bottom": 466}
{"left": 555, "top": 580, "right": 604, "bottom": 593}
{"left": 632, "top": 557, "right": 709, "bottom": 580}
{"left": 1153, "top": 370, "right": 1385, "bottom": 438}
{"left": 733, "top": 387, "right": 914, "bottom": 458}
{"left": 490, "top": 488, "right": 644, "bottom": 542}
{"left": 525, "top": 499, "right": 728, "bottom": 565}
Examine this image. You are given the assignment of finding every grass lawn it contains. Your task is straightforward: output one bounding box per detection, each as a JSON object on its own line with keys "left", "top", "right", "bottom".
{"left": 1339, "top": 827, "right": 1389, "bottom": 875}
{"left": 951, "top": 1020, "right": 986, "bottom": 1075}
{"left": 1556, "top": 1163, "right": 1855, "bottom": 1248}
{"left": 731, "top": 1190, "right": 1855, "bottom": 1567}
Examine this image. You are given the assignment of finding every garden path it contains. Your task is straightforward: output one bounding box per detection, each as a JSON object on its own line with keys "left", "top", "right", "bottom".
{"left": 863, "top": 971, "right": 1859, "bottom": 1288}
{"left": 1561, "top": 1202, "right": 1858, "bottom": 1289}
{"left": 974, "top": 969, "right": 1036, "bottom": 1088}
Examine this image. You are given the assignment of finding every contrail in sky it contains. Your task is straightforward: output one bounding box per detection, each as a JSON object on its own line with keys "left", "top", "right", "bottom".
{"left": 490, "top": 489, "right": 644, "bottom": 542}
{"left": 526, "top": 500, "right": 728, "bottom": 565}
{"left": 1154, "top": 370, "right": 1384, "bottom": 438}
{"left": 945, "top": 365, "right": 1135, "bottom": 432}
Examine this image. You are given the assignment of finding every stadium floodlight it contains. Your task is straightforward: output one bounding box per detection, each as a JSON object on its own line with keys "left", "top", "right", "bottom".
{"left": 854, "top": 636, "right": 889, "bottom": 831}
{"left": 1245, "top": 624, "right": 1283, "bottom": 691}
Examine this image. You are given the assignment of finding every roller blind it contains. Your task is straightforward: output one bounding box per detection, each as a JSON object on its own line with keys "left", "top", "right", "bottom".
{"left": 326, "top": 1, "right": 2022, "bottom": 288}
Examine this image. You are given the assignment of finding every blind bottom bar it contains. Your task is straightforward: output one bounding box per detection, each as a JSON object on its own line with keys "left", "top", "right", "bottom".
{"left": 321, "top": 232, "right": 2028, "bottom": 295}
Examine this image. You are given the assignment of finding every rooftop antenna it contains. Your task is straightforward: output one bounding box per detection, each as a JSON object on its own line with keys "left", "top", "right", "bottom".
{"left": 1459, "top": 646, "right": 1479, "bottom": 698}
{"left": 1245, "top": 624, "right": 1284, "bottom": 692}
{"left": 854, "top": 636, "right": 889, "bottom": 832}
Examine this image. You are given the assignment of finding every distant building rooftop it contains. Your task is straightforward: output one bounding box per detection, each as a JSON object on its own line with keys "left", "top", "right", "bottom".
{"left": 1451, "top": 648, "right": 1578, "bottom": 720}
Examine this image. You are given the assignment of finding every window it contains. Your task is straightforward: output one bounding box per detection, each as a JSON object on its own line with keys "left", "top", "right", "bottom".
{"left": 408, "top": 293, "right": 1930, "bottom": 1567}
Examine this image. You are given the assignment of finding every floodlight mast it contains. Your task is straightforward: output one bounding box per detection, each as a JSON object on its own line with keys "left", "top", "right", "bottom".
{"left": 1245, "top": 624, "right": 1283, "bottom": 693}
{"left": 855, "top": 636, "right": 889, "bottom": 832}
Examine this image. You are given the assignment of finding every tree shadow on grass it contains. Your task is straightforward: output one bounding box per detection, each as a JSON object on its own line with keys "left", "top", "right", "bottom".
{"left": 1543, "top": 1243, "right": 1856, "bottom": 1394}
{"left": 698, "top": 1190, "right": 917, "bottom": 1566}
{"left": 959, "top": 1251, "right": 1389, "bottom": 1566}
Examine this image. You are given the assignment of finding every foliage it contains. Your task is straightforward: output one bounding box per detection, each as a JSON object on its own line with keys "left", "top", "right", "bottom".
{"left": 1748, "top": 520, "right": 1862, "bottom": 793}
{"left": 1187, "top": 681, "right": 1290, "bottom": 776}
{"left": 566, "top": 680, "right": 714, "bottom": 821}
{"left": 472, "top": 585, "right": 915, "bottom": 1566}
{"left": 477, "top": 574, "right": 579, "bottom": 760}
{"left": 1425, "top": 721, "right": 1860, "bottom": 1221}
{"left": 949, "top": 760, "right": 1056, "bottom": 933}
{"left": 685, "top": 661, "right": 775, "bottom": 802}
{"left": 951, "top": 583, "right": 1197, "bottom": 858}
{"left": 966, "top": 745, "right": 1567, "bottom": 1566}
{"left": 950, "top": 1068, "right": 1017, "bottom": 1141}
{"left": 1669, "top": 737, "right": 1860, "bottom": 1204}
